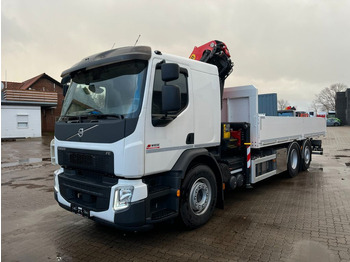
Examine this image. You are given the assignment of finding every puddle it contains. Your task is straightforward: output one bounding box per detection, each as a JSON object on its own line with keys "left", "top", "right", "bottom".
{"left": 334, "top": 155, "right": 350, "bottom": 159}
{"left": 1, "top": 180, "right": 51, "bottom": 191}
{"left": 308, "top": 167, "right": 323, "bottom": 172}
{"left": 1, "top": 158, "right": 51, "bottom": 168}
{"left": 10, "top": 183, "right": 46, "bottom": 189}
{"left": 290, "top": 240, "right": 337, "bottom": 262}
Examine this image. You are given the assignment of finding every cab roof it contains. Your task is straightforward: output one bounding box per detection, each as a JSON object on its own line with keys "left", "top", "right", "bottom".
{"left": 61, "top": 46, "right": 152, "bottom": 77}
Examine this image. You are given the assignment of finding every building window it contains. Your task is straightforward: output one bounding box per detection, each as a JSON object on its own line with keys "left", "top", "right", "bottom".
{"left": 17, "top": 114, "right": 29, "bottom": 128}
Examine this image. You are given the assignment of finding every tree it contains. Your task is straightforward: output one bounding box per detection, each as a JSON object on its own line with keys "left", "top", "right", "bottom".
{"left": 310, "top": 99, "right": 319, "bottom": 112}
{"left": 314, "top": 83, "right": 347, "bottom": 111}
{"left": 278, "top": 99, "right": 289, "bottom": 110}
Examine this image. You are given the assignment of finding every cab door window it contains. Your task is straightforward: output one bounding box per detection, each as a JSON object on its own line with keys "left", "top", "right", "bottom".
{"left": 152, "top": 68, "right": 188, "bottom": 126}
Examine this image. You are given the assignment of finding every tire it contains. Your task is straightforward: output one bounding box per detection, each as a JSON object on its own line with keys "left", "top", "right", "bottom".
{"left": 180, "top": 165, "right": 217, "bottom": 229}
{"left": 287, "top": 142, "right": 301, "bottom": 178}
{"left": 301, "top": 140, "right": 312, "bottom": 171}
{"left": 334, "top": 122, "right": 340, "bottom": 126}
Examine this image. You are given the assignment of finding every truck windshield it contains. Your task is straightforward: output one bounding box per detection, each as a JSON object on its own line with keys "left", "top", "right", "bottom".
{"left": 60, "top": 60, "right": 148, "bottom": 120}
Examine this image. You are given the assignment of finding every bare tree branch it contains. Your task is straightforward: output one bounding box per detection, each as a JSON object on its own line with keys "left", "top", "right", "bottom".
{"left": 314, "top": 83, "right": 347, "bottom": 111}
{"left": 278, "top": 99, "right": 289, "bottom": 110}
{"left": 310, "top": 99, "right": 319, "bottom": 112}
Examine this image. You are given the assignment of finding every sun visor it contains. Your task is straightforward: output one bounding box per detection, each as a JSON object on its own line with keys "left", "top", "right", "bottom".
{"left": 61, "top": 46, "right": 152, "bottom": 77}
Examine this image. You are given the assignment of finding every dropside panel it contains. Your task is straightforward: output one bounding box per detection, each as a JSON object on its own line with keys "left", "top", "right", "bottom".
{"left": 222, "top": 85, "right": 326, "bottom": 149}
{"left": 256, "top": 116, "right": 326, "bottom": 148}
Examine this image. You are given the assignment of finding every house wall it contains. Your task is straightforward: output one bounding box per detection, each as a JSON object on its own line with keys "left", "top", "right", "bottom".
{"left": 30, "top": 78, "right": 58, "bottom": 92}
{"left": 30, "top": 78, "right": 63, "bottom": 133}
{"left": 1, "top": 105, "right": 42, "bottom": 138}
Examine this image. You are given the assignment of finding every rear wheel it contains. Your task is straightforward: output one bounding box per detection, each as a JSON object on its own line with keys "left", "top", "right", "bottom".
{"left": 301, "top": 140, "right": 312, "bottom": 171}
{"left": 180, "top": 165, "right": 217, "bottom": 229}
{"left": 287, "top": 142, "right": 301, "bottom": 178}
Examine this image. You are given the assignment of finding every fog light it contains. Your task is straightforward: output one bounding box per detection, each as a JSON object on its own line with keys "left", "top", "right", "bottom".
{"left": 113, "top": 186, "right": 134, "bottom": 211}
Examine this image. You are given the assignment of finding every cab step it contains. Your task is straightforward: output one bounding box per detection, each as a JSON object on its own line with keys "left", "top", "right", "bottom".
{"left": 151, "top": 209, "right": 177, "bottom": 221}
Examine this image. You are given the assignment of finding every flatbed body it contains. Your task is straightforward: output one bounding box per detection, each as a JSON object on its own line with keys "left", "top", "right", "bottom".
{"left": 222, "top": 85, "right": 326, "bottom": 149}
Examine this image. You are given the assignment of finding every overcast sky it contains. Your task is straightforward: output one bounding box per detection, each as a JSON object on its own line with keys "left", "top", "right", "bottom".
{"left": 2, "top": 0, "right": 350, "bottom": 110}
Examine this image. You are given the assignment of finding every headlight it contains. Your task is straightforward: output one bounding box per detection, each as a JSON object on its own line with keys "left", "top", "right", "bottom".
{"left": 53, "top": 168, "right": 62, "bottom": 193}
{"left": 50, "top": 139, "right": 56, "bottom": 165}
{"left": 113, "top": 186, "right": 134, "bottom": 211}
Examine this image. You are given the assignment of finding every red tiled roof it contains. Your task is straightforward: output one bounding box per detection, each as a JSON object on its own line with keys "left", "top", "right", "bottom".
{"left": 19, "top": 73, "right": 46, "bottom": 90}
{"left": 1, "top": 73, "right": 62, "bottom": 90}
{"left": 2, "top": 81, "right": 22, "bottom": 89}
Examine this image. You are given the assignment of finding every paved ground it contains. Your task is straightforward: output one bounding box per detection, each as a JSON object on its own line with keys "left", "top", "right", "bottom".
{"left": 2, "top": 127, "right": 350, "bottom": 262}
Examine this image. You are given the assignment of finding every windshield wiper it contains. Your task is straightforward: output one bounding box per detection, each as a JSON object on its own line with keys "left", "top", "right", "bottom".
{"left": 96, "top": 114, "right": 124, "bottom": 120}
{"left": 59, "top": 115, "right": 80, "bottom": 122}
{"left": 81, "top": 109, "right": 124, "bottom": 119}
{"left": 60, "top": 114, "right": 124, "bottom": 123}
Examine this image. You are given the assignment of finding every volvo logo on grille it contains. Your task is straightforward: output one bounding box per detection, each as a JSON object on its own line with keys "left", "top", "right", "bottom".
{"left": 66, "top": 125, "right": 99, "bottom": 141}
{"left": 78, "top": 128, "right": 84, "bottom": 137}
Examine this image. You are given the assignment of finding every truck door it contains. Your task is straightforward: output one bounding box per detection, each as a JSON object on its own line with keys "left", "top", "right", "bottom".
{"left": 144, "top": 60, "right": 194, "bottom": 175}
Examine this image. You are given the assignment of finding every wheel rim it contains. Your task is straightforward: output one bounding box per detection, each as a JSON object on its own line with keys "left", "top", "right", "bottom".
{"left": 189, "top": 177, "right": 212, "bottom": 216}
{"left": 290, "top": 149, "right": 298, "bottom": 169}
{"left": 304, "top": 146, "right": 311, "bottom": 165}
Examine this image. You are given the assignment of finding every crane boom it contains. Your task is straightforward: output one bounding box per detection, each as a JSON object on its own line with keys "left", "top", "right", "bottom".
{"left": 190, "top": 40, "right": 234, "bottom": 102}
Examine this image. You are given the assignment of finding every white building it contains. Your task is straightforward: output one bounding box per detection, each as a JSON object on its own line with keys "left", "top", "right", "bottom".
{"left": 1, "top": 103, "right": 42, "bottom": 139}
{"left": 1, "top": 73, "right": 62, "bottom": 139}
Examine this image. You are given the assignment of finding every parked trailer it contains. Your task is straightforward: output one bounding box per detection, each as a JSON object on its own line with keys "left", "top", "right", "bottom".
{"left": 52, "top": 45, "right": 325, "bottom": 230}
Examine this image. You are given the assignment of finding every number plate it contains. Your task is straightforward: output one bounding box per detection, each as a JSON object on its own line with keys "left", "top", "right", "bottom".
{"left": 71, "top": 205, "right": 90, "bottom": 218}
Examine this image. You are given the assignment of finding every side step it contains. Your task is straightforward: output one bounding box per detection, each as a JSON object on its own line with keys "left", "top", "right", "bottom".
{"left": 148, "top": 185, "right": 171, "bottom": 197}
{"left": 146, "top": 185, "right": 179, "bottom": 223}
{"left": 151, "top": 209, "right": 177, "bottom": 221}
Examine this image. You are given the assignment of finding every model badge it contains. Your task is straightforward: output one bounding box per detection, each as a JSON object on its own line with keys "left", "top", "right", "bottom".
{"left": 146, "top": 144, "right": 160, "bottom": 150}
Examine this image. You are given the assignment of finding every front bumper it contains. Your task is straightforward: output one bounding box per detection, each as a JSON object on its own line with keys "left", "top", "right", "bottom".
{"left": 54, "top": 191, "right": 152, "bottom": 231}
{"left": 54, "top": 168, "right": 152, "bottom": 230}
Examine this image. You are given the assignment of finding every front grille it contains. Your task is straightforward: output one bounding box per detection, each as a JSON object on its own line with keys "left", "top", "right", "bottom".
{"left": 58, "top": 147, "right": 114, "bottom": 174}
{"left": 70, "top": 152, "right": 93, "bottom": 166}
{"left": 58, "top": 171, "right": 118, "bottom": 212}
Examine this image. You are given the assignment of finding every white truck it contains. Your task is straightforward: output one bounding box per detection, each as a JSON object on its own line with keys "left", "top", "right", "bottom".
{"left": 52, "top": 43, "right": 325, "bottom": 230}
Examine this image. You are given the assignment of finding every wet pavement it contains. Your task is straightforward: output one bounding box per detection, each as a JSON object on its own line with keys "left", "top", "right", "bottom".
{"left": 2, "top": 127, "right": 350, "bottom": 262}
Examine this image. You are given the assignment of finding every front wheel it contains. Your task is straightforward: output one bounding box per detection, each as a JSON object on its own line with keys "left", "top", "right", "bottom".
{"left": 180, "top": 165, "right": 217, "bottom": 229}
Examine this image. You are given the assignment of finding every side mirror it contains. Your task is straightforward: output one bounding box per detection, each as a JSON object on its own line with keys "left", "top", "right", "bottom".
{"left": 162, "top": 85, "right": 181, "bottom": 113}
{"left": 161, "top": 63, "right": 179, "bottom": 82}
{"left": 61, "top": 75, "right": 71, "bottom": 97}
